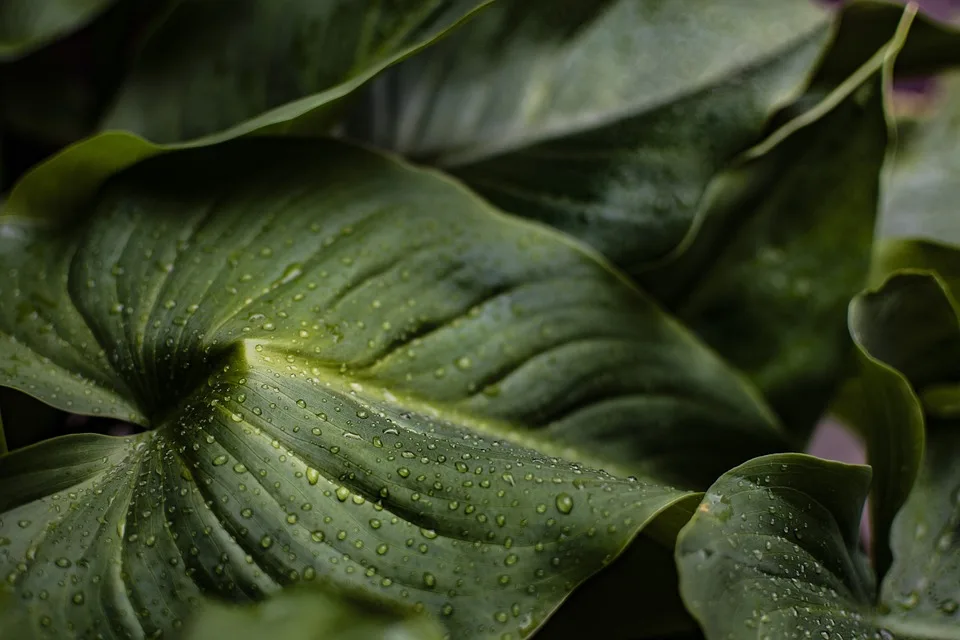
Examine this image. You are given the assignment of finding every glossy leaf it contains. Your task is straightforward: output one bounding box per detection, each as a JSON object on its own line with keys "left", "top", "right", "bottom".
{"left": 183, "top": 585, "right": 444, "bottom": 640}
{"left": 677, "top": 448, "right": 960, "bottom": 640}
{"left": 0, "top": 0, "right": 118, "bottom": 60}
{"left": 0, "top": 138, "right": 785, "bottom": 638}
{"left": 100, "top": 0, "right": 492, "bottom": 144}
{"left": 345, "top": 0, "right": 834, "bottom": 271}
{"left": 638, "top": 20, "right": 908, "bottom": 441}
{"left": 676, "top": 454, "right": 878, "bottom": 640}
{"left": 881, "top": 74, "right": 960, "bottom": 244}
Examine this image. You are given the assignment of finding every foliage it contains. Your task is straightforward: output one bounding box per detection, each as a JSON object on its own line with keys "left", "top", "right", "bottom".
{"left": 1, "top": 1, "right": 960, "bottom": 639}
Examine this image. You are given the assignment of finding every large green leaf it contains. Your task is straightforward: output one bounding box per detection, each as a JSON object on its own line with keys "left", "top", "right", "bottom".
{"left": 182, "top": 585, "right": 444, "bottom": 640}
{"left": 676, "top": 454, "right": 877, "bottom": 640}
{"left": 636, "top": 19, "right": 907, "bottom": 441}
{"left": 0, "top": 138, "right": 784, "bottom": 638}
{"left": 0, "top": 0, "right": 119, "bottom": 60}
{"left": 343, "top": 1, "right": 921, "bottom": 441}
{"left": 676, "top": 449, "right": 960, "bottom": 640}
{"left": 344, "top": 0, "right": 835, "bottom": 272}
{"left": 677, "top": 271, "right": 960, "bottom": 640}
{"left": 881, "top": 74, "right": 960, "bottom": 245}
{"left": 100, "top": 0, "right": 491, "bottom": 144}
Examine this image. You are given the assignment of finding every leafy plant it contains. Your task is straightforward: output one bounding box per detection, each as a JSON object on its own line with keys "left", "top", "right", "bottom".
{"left": 1, "top": 1, "right": 960, "bottom": 639}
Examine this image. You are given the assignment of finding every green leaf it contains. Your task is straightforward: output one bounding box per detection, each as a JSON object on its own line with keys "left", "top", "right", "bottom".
{"left": 637, "top": 19, "right": 908, "bottom": 441}
{"left": 678, "top": 273, "right": 960, "bottom": 640}
{"left": 881, "top": 73, "right": 960, "bottom": 245}
{"left": 2, "top": 1, "right": 491, "bottom": 226}
{"left": 0, "top": 0, "right": 119, "bottom": 60}
{"left": 675, "top": 454, "right": 880, "bottom": 640}
{"left": 344, "top": 0, "right": 835, "bottom": 271}
{"left": 100, "top": 0, "right": 492, "bottom": 144}
{"left": 0, "top": 138, "right": 784, "bottom": 638}
{"left": 183, "top": 585, "right": 444, "bottom": 640}
{"left": 677, "top": 449, "right": 960, "bottom": 640}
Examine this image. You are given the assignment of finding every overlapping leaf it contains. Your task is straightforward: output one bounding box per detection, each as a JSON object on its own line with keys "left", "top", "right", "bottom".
{"left": 0, "top": 138, "right": 785, "bottom": 638}
{"left": 637, "top": 23, "right": 905, "bottom": 440}
{"left": 342, "top": 1, "right": 943, "bottom": 441}
{"left": 677, "top": 270, "right": 960, "bottom": 640}
{"left": 100, "top": 0, "right": 492, "bottom": 144}
{"left": 1, "top": 0, "right": 490, "bottom": 225}
{"left": 345, "top": 0, "right": 834, "bottom": 272}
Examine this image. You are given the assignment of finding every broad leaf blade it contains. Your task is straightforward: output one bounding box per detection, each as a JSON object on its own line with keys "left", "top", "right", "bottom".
{"left": 100, "top": 0, "right": 492, "bottom": 144}
{"left": 675, "top": 454, "right": 880, "bottom": 640}
{"left": 0, "top": 138, "right": 784, "bottom": 638}
{"left": 638, "top": 21, "right": 907, "bottom": 440}
{"left": 345, "top": 0, "right": 834, "bottom": 270}
{"left": 183, "top": 585, "right": 445, "bottom": 640}
{"left": 679, "top": 273, "right": 960, "bottom": 640}
{"left": 0, "top": 0, "right": 118, "bottom": 60}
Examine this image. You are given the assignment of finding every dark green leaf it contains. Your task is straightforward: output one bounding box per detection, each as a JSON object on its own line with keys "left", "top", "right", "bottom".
{"left": 637, "top": 21, "right": 907, "bottom": 441}
{"left": 0, "top": 0, "right": 118, "bottom": 60}
{"left": 101, "top": 0, "right": 491, "bottom": 144}
{"left": 183, "top": 584, "right": 444, "bottom": 640}
{"left": 677, "top": 447, "right": 960, "bottom": 640}
{"left": 678, "top": 273, "right": 960, "bottom": 640}
{"left": 675, "top": 454, "right": 881, "bottom": 640}
{"left": 0, "top": 138, "right": 784, "bottom": 638}
{"left": 880, "top": 74, "right": 960, "bottom": 245}
{"left": 0, "top": 1, "right": 178, "bottom": 147}
{"left": 345, "top": 0, "right": 835, "bottom": 271}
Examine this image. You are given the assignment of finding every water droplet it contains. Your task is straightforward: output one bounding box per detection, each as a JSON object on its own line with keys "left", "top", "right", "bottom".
{"left": 423, "top": 573, "right": 437, "bottom": 588}
{"left": 335, "top": 486, "right": 351, "bottom": 501}
{"left": 306, "top": 467, "right": 320, "bottom": 486}
{"left": 212, "top": 455, "right": 228, "bottom": 466}
{"left": 555, "top": 493, "right": 574, "bottom": 514}
{"left": 260, "top": 535, "right": 273, "bottom": 549}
